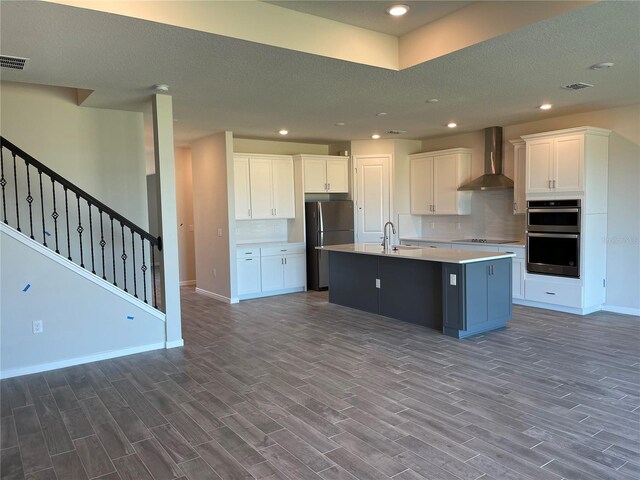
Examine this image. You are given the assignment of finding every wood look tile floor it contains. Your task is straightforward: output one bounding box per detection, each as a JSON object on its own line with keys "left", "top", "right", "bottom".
{"left": 2, "top": 288, "right": 640, "bottom": 480}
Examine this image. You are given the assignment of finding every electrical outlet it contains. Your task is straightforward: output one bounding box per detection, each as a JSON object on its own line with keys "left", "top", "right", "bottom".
{"left": 217, "top": 228, "right": 222, "bottom": 237}
{"left": 449, "top": 274, "right": 457, "bottom": 286}
{"left": 213, "top": 268, "right": 217, "bottom": 278}
{"left": 189, "top": 224, "right": 194, "bottom": 232}
{"left": 32, "top": 320, "right": 43, "bottom": 334}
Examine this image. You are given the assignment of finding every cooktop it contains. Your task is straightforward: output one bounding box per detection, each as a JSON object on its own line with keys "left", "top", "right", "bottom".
{"left": 453, "top": 238, "right": 519, "bottom": 244}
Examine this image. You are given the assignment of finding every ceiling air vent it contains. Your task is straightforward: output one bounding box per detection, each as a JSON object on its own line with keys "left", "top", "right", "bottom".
{"left": 561, "top": 82, "right": 593, "bottom": 91}
{"left": 0, "top": 55, "right": 29, "bottom": 70}
{"left": 386, "top": 129, "right": 407, "bottom": 135}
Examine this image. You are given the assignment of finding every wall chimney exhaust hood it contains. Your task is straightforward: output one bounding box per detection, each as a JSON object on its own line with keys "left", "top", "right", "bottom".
{"left": 458, "top": 126, "right": 514, "bottom": 191}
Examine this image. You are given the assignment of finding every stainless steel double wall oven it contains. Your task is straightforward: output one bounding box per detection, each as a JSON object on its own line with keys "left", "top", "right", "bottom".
{"left": 526, "top": 199, "right": 581, "bottom": 278}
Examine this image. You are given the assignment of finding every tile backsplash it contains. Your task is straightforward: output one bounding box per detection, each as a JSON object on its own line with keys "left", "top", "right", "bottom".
{"left": 236, "top": 219, "right": 288, "bottom": 244}
{"left": 403, "top": 190, "right": 525, "bottom": 240}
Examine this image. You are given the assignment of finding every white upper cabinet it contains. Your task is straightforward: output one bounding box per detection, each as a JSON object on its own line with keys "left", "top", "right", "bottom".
{"left": 298, "top": 155, "right": 349, "bottom": 193}
{"left": 233, "top": 154, "right": 295, "bottom": 220}
{"left": 409, "top": 148, "right": 471, "bottom": 215}
{"left": 523, "top": 128, "right": 610, "bottom": 196}
{"left": 233, "top": 156, "right": 252, "bottom": 220}
{"left": 509, "top": 139, "right": 526, "bottom": 214}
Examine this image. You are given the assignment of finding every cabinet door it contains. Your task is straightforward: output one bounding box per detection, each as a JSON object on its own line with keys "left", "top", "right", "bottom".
{"left": 234, "top": 157, "right": 252, "bottom": 220}
{"left": 326, "top": 158, "right": 349, "bottom": 193}
{"left": 513, "top": 143, "right": 526, "bottom": 214}
{"left": 433, "top": 154, "right": 459, "bottom": 215}
{"left": 271, "top": 158, "right": 295, "bottom": 218}
{"left": 303, "top": 158, "right": 327, "bottom": 193}
{"left": 553, "top": 135, "right": 584, "bottom": 192}
{"left": 283, "top": 253, "right": 305, "bottom": 288}
{"left": 512, "top": 257, "right": 525, "bottom": 299}
{"left": 410, "top": 157, "right": 432, "bottom": 215}
{"left": 237, "top": 257, "right": 261, "bottom": 295}
{"left": 249, "top": 158, "right": 273, "bottom": 219}
{"left": 261, "top": 255, "right": 284, "bottom": 292}
{"left": 526, "top": 139, "right": 553, "bottom": 193}
{"left": 488, "top": 260, "right": 512, "bottom": 322}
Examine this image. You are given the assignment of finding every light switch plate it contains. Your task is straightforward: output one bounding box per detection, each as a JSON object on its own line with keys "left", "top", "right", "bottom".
{"left": 217, "top": 228, "right": 222, "bottom": 237}
{"left": 449, "top": 274, "right": 457, "bottom": 286}
{"left": 375, "top": 279, "right": 381, "bottom": 289}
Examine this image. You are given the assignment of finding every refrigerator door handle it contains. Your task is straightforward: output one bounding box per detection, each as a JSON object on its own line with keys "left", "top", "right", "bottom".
{"left": 318, "top": 201, "right": 324, "bottom": 235}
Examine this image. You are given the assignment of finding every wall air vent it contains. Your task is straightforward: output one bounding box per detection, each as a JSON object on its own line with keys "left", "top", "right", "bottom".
{"left": 386, "top": 130, "right": 407, "bottom": 135}
{"left": 561, "top": 82, "right": 593, "bottom": 91}
{"left": 0, "top": 55, "right": 29, "bottom": 70}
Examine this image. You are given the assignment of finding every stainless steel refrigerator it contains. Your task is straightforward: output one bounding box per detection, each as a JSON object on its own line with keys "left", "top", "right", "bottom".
{"left": 306, "top": 200, "right": 354, "bottom": 290}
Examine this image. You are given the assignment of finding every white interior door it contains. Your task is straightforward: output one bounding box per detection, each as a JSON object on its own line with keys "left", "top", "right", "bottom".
{"left": 355, "top": 155, "right": 391, "bottom": 244}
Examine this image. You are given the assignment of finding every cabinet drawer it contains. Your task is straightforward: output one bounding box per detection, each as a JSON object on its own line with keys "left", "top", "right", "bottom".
{"left": 261, "top": 245, "right": 305, "bottom": 257}
{"left": 236, "top": 247, "right": 260, "bottom": 259}
{"left": 525, "top": 279, "right": 582, "bottom": 308}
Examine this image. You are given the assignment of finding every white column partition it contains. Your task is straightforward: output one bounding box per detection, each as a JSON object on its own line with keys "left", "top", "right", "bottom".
{"left": 152, "top": 93, "right": 184, "bottom": 348}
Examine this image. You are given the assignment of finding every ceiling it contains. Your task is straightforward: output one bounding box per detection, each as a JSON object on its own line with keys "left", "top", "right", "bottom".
{"left": 265, "top": 1, "right": 471, "bottom": 36}
{"left": 0, "top": 1, "right": 639, "bottom": 147}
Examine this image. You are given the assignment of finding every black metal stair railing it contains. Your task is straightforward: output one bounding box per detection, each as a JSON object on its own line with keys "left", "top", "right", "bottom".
{"left": 0, "top": 136, "right": 163, "bottom": 310}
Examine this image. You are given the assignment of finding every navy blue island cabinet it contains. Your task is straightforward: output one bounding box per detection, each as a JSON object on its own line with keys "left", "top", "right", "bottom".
{"left": 327, "top": 249, "right": 512, "bottom": 339}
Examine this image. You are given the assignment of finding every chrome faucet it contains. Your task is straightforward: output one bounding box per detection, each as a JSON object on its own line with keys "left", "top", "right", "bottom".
{"left": 382, "top": 221, "right": 396, "bottom": 252}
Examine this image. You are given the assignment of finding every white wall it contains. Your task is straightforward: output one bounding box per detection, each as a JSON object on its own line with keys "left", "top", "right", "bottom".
{"left": 0, "top": 81, "right": 148, "bottom": 228}
{"left": 0, "top": 225, "right": 165, "bottom": 378}
{"left": 174, "top": 147, "right": 196, "bottom": 284}
{"left": 234, "top": 138, "right": 328, "bottom": 155}
{"left": 191, "top": 132, "right": 235, "bottom": 301}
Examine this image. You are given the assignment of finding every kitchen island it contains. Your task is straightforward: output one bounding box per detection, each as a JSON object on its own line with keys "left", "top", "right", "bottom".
{"left": 320, "top": 244, "right": 515, "bottom": 338}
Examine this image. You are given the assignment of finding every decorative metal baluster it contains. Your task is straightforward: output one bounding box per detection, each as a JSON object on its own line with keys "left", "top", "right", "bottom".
{"left": 110, "top": 216, "right": 117, "bottom": 286}
{"left": 141, "top": 238, "right": 148, "bottom": 303}
{"left": 64, "top": 187, "right": 71, "bottom": 260}
{"left": 51, "top": 179, "right": 60, "bottom": 253}
{"left": 38, "top": 170, "right": 47, "bottom": 247}
{"left": 0, "top": 147, "right": 7, "bottom": 224}
{"left": 99, "top": 211, "right": 106, "bottom": 279}
{"left": 88, "top": 200, "right": 96, "bottom": 274}
{"left": 12, "top": 153, "right": 20, "bottom": 232}
{"left": 151, "top": 245, "right": 158, "bottom": 308}
{"left": 121, "top": 223, "right": 128, "bottom": 292}
{"left": 76, "top": 194, "right": 84, "bottom": 268}
{"left": 25, "top": 161, "right": 34, "bottom": 239}
{"left": 131, "top": 229, "right": 138, "bottom": 298}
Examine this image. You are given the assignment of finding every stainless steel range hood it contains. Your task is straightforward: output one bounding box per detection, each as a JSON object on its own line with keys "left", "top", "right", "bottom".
{"left": 458, "top": 126, "right": 514, "bottom": 191}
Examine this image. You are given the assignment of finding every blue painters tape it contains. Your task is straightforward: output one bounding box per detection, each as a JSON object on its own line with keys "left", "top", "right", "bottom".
{"left": 44, "top": 231, "right": 51, "bottom": 237}
{"left": 127, "top": 315, "right": 134, "bottom": 320}
{"left": 23, "top": 284, "right": 31, "bottom": 292}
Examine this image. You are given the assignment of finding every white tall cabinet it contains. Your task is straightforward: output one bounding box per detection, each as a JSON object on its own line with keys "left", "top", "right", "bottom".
{"left": 522, "top": 126, "right": 611, "bottom": 314}
{"left": 409, "top": 148, "right": 472, "bottom": 215}
{"left": 234, "top": 154, "right": 295, "bottom": 220}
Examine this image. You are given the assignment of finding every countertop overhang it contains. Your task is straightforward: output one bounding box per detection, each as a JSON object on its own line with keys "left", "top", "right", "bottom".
{"left": 318, "top": 243, "right": 515, "bottom": 264}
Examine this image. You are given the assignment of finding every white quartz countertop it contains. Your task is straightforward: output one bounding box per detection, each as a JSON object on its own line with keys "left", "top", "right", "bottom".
{"left": 400, "top": 237, "right": 526, "bottom": 248}
{"left": 318, "top": 243, "right": 515, "bottom": 264}
{"left": 237, "top": 241, "right": 305, "bottom": 248}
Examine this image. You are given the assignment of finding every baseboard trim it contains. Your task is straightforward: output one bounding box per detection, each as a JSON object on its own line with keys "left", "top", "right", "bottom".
{"left": 195, "top": 287, "right": 232, "bottom": 304}
{"left": 1, "top": 224, "right": 165, "bottom": 322}
{"left": 238, "top": 287, "right": 305, "bottom": 301}
{"left": 165, "top": 339, "right": 185, "bottom": 348}
{"left": 0, "top": 342, "right": 165, "bottom": 379}
{"left": 602, "top": 305, "right": 640, "bottom": 317}
{"left": 180, "top": 280, "right": 196, "bottom": 287}
{"left": 513, "top": 299, "right": 598, "bottom": 316}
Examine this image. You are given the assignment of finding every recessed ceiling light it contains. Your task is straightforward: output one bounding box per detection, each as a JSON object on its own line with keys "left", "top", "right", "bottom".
{"left": 371, "top": 134, "right": 381, "bottom": 140}
{"left": 153, "top": 84, "right": 169, "bottom": 93}
{"left": 539, "top": 103, "right": 553, "bottom": 110}
{"left": 375, "top": 112, "right": 388, "bottom": 117}
{"left": 425, "top": 98, "right": 439, "bottom": 104}
{"left": 335, "top": 122, "right": 346, "bottom": 126}
{"left": 447, "top": 122, "right": 457, "bottom": 128}
{"left": 590, "top": 62, "right": 614, "bottom": 70}
{"left": 278, "top": 129, "right": 288, "bottom": 135}
{"left": 386, "top": 4, "right": 409, "bottom": 16}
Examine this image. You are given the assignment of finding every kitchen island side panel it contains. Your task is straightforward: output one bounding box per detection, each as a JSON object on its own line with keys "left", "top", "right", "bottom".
{"left": 328, "top": 251, "right": 379, "bottom": 314}
{"left": 378, "top": 256, "right": 442, "bottom": 328}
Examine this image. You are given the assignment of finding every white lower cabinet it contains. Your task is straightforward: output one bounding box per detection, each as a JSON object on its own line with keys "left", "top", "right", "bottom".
{"left": 525, "top": 276, "right": 582, "bottom": 308}
{"left": 237, "top": 244, "right": 305, "bottom": 299}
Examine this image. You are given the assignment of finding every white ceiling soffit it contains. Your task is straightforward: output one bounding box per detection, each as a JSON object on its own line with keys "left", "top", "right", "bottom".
{"left": 2, "top": 1, "right": 639, "bottom": 145}
{"left": 46, "top": 1, "right": 595, "bottom": 70}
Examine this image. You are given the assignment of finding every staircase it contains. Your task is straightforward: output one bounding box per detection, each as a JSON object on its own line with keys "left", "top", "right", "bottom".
{"left": 1, "top": 136, "right": 162, "bottom": 309}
